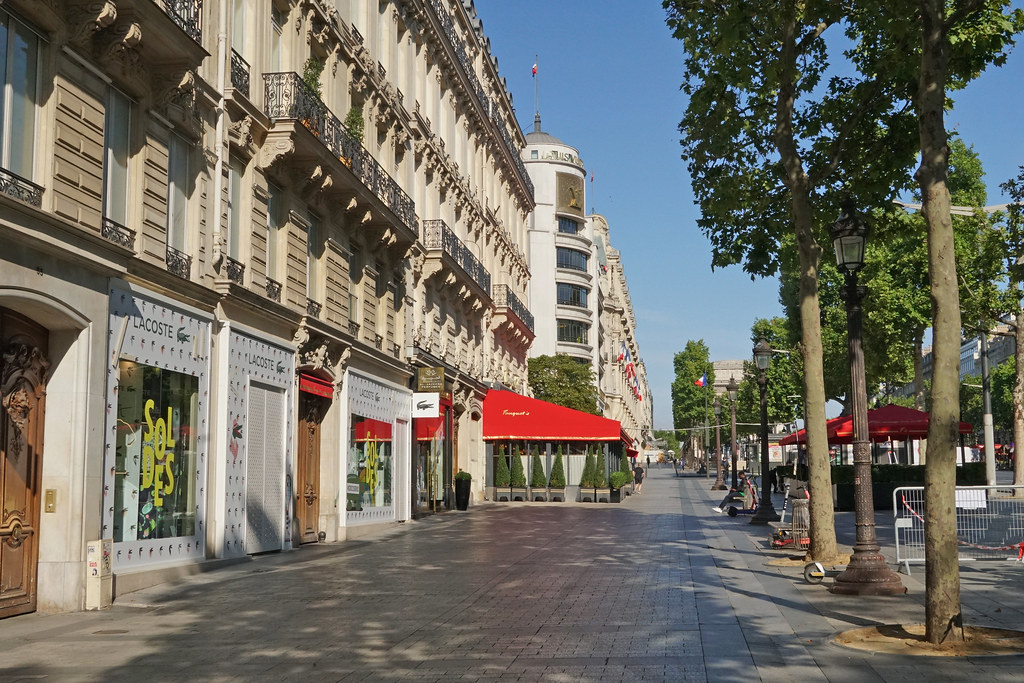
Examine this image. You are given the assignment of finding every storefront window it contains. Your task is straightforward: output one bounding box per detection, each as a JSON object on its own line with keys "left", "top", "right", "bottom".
{"left": 416, "top": 415, "right": 445, "bottom": 510}
{"left": 347, "top": 415, "right": 392, "bottom": 511}
{"left": 113, "top": 360, "right": 198, "bottom": 542}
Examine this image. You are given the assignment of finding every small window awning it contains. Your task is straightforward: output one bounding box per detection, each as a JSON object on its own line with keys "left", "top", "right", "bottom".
{"left": 482, "top": 389, "right": 621, "bottom": 441}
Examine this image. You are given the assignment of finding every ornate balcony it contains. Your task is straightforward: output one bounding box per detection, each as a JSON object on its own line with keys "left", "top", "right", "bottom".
{"left": 374, "top": 334, "right": 383, "bottom": 351}
{"left": 493, "top": 284, "right": 534, "bottom": 334}
{"left": 101, "top": 217, "right": 136, "bottom": 250}
{"left": 265, "top": 278, "right": 282, "bottom": 302}
{"left": 161, "top": 0, "right": 203, "bottom": 44}
{"left": 0, "top": 166, "right": 43, "bottom": 208}
{"left": 348, "top": 321, "right": 360, "bottom": 337}
{"left": 306, "top": 298, "right": 322, "bottom": 318}
{"left": 230, "top": 49, "right": 250, "bottom": 98}
{"left": 224, "top": 256, "right": 245, "bottom": 285}
{"left": 421, "top": 219, "right": 491, "bottom": 302}
{"left": 165, "top": 245, "right": 192, "bottom": 279}
{"left": 263, "top": 72, "right": 416, "bottom": 234}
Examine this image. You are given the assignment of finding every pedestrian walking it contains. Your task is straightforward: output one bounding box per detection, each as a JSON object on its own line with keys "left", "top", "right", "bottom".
{"left": 646, "top": 454, "right": 651, "bottom": 470}
{"left": 633, "top": 463, "right": 645, "bottom": 494}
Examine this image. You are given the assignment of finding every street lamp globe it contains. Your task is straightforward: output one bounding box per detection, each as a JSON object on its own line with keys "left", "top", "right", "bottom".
{"left": 753, "top": 338, "right": 772, "bottom": 371}
{"left": 727, "top": 376, "right": 739, "bottom": 401}
{"left": 829, "top": 203, "right": 869, "bottom": 274}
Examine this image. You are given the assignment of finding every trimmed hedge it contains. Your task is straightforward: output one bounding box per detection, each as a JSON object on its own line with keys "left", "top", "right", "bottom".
{"left": 830, "top": 462, "right": 986, "bottom": 485}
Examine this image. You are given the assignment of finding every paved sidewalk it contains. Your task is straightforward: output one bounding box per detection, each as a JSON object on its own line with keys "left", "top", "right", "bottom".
{"left": 1, "top": 467, "right": 1023, "bottom": 681}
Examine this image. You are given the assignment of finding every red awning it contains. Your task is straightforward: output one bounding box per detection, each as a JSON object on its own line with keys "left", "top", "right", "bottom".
{"left": 482, "top": 390, "right": 621, "bottom": 441}
{"left": 779, "top": 404, "right": 973, "bottom": 445}
{"left": 414, "top": 416, "right": 444, "bottom": 441}
{"left": 354, "top": 418, "right": 391, "bottom": 442}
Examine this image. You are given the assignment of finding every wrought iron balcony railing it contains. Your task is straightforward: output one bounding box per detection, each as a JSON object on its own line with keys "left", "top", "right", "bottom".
{"left": 421, "top": 219, "right": 491, "bottom": 294}
{"left": 101, "top": 217, "right": 136, "bottom": 250}
{"left": 225, "top": 256, "right": 245, "bottom": 285}
{"left": 166, "top": 245, "right": 192, "bottom": 279}
{"left": 306, "top": 298, "right": 322, "bottom": 318}
{"left": 348, "top": 320, "right": 360, "bottom": 337}
{"left": 162, "top": 0, "right": 203, "bottom": 44}
{"left": 263, "top": 72, "right": 416, "bottom": 232}
{"left": 0, "top": 166, "right": 43, "bottom": 207}
{"left": 493, "top": 284, "right": 534, "bottom": 333}
{"left": 265, "top": 277, "right": 282, "bottom": 302}
{"left": 374, "top": 334, "right": 383, "bottom": 350}
{"left": 230, "top": 49, "right": 250, "bottom": 98}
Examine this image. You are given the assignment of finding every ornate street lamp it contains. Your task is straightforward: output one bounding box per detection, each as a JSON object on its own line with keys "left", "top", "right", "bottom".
{"left": 829, "top": 204, "right": 905, "bottom": 595}
{"left": 727, "top": 376, "right": 740, "bottom": 489}
{"left": 712, "top": 398, "right": 726, "bottom": 490}
{"left": 750, "top": 338, "right": 780, "bottom": 524}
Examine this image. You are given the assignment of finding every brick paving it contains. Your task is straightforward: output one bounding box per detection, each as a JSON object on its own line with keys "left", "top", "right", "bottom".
{"left": 2, "top": 466, "right": 1024, "bottom": 681}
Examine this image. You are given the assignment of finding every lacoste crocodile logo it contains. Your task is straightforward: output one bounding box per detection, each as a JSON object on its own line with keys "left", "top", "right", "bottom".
{"left": 176, "top": 327, "right": 190, "bottom": 343}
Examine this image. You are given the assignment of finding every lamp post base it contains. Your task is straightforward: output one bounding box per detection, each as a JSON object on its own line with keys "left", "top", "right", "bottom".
{"left": 711, "top": 481, "right": 728, "bottom": 490}
{"left": 830, "top": 549, "right": 906, "bottom": 595}
{"left": 749, "top": 501, "right": 780, "bottom": 525}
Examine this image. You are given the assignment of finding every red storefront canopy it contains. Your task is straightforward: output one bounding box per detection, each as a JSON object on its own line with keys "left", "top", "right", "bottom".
{"left": 354, "top": 418, "right": 391, "bottom": 442}
{"left": 779, "top": 404, "right": 973, "bottom": 445}
{"left": 482, "top": 390, "right": 621, "bottom": 441}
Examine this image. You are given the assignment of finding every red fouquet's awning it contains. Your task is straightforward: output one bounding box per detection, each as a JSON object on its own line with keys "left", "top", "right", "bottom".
{"left": 779, "top": 404, "right": 973, "bottom": 446}
{"left": 482, "top": 390, "right": 621, "bottom": 441}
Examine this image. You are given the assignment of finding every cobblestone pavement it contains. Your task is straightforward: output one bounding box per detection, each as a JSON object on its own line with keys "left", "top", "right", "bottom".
{"left": 2, "top": 466, "right": 1024, "bottom": 681}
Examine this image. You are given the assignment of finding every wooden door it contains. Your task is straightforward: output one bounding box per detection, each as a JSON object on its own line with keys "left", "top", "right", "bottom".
{"left": 295, "top": 392, "right": 324, "bottom": 544}
{"left": 0, "top": 309, "right": 49, "bottom": 619}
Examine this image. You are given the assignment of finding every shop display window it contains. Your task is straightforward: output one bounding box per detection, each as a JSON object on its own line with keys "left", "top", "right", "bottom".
{"left": 113, "top": 360, "right": 198, "bottom": 542}
{"left": 347, "top": 415, "right": 393, "bottom": 511}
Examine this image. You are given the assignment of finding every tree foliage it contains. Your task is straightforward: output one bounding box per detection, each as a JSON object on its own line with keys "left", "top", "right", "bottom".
{"left": 528, "top": 354, "right": 600, "bottom": 415}
{"left": 530, "top": 447, "right": 547, "bottom": 488}
{"left": 550, "top": 447, "right": 566, "bottom": 488}
{"left": 510, "top": 449, "right": 526, "bottom": 488}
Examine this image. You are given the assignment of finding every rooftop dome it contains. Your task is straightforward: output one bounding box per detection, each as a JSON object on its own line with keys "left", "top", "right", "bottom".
{"left": 524, "top": 114, "right": 565, "bottom": 145}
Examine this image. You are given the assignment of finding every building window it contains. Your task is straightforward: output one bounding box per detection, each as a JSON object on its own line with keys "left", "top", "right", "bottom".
{"left": 556, "top": 247, "right": 588, "bottom": 272}
{"left": 530, "top": 150, "right": 538, "bottom": 159}
{"left": 347, "top": 416, "right": 392, "bottom": 511}
{"left": 167, "top": 133, "right": 189, "bottom": 251}
{"left": 104, "top": 88, "right": 131, "bottom": 226}
{"left": 227, "top": 162, "right": 242, "bottom": 259}
{"left": 307, "top": 212, "right": 320, "bottom": 299}
{"left": 557, "top": 283, "right": 588, "bottom": 308}
{"left": 0, "top": 10, "right": 38, "bottom": 179}
{"left": 557, "top": 217, "right": 579, "bottom": 235}
{"left": 266, "top": 183, "right": 282, "bottom": 279}
{"left": 113, "top": 360, "right": 199, "bottom": 542}
{"left": 270, "top": 6, "right": 285, "bottom": 71}
{"left": 557, "top": 319, "right": 590, "bottom": 345}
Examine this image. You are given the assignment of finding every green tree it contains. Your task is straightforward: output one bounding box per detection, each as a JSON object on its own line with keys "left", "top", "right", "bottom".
{"left": 579, "top": 448, "right": 595, "bottom": 488}
{"left": 903, "top": 0, "right": 1024, "bottom": 644}
{"left": 663, "top": 0, "right": 922, "bottom": 563}
{"left": 550, "top": 446, "right": 566, "bottom": 488}
{"left": 494, "top": 445, "right": 510, "bottom": 487}
{"left": 510, "top": 448, "right": 526, "bottom": 488}
{"left": 529, "top": 354, "right": 600, "bottom": 415}
{"left": 530, "top": 447, "right": 547, "bottom": 488}
{"left": 620, "top": 453, "right": 631, "bottom": 475}
{"left": 671, "top": 340, "right": 713, "bottom": 466}
{"left": 595, "top": 448, "right": 608, "bottom": 488}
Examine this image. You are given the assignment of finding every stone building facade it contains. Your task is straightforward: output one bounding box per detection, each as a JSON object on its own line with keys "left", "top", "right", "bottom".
{"left": 0, "top": 0, "right": 532, "bottom": 616}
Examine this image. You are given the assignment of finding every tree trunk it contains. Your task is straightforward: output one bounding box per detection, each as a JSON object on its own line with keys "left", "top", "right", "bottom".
{"left": 774, "top": 4, "right": 838, "bottom": 562}
{"left": 914, "top": 333, "right": 927, "bottom": 465}
{"left": 1013, "top": 315, "right": 1024, "bottom": 489}
{"left": 917, "top": 0, "right": 963, "bottom": 646}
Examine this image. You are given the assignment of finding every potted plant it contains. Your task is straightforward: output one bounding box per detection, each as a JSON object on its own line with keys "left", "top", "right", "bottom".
{"left": 594, "top": 448, "right": 611, "bottom": 503}
{"left": 609, "top": 471, "right": 631, "bottom": 503}
{"left": 530, "top": 446, "right": 547, "bottom": 501}
{"left": 549, "top": 446, "right": 566, "bottom": 501}
{"left": 510, "top": 447, "right": 527, "bottom": 501}
{"left": 579, "top": 447, "right": 596, "bottom": 502}
{"left": 494, "top": 444, "right": 511, "bottom": 502}
{"left": 619, "top": 454, "right": 633, "bottom": 495}
{"left": 454, "top": 469, "right": 472, "bottom": 511}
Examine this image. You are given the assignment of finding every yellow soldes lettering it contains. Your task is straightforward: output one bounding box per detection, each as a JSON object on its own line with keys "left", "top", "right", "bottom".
{"left": 143, "top": 402, "right": 177, "bottom": 507}
{"left": 142, "top": 399, "right": 156, "bottom": 489}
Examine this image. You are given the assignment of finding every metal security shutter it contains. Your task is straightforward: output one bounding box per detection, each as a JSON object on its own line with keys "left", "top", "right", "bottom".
{"left": 245, "top": 383, "right": 285, "bottom": 554}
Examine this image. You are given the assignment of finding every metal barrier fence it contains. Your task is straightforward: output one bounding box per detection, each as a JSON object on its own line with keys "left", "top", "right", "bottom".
{"left": 893, "top": 485, "right": 1024, "bottom": 574}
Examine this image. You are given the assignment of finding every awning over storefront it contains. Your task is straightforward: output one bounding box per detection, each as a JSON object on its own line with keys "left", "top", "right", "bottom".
{"left": 779, "top": 404, "right": 973, "bottom": 445}
{"left": 415, "top": 416, "right": 444, "bottom": 441}
{"left": 482, "top": 389, "right": 621, "bottom": 441}
{"left": 354, "top": 418, "right": 392, "bottom": 442}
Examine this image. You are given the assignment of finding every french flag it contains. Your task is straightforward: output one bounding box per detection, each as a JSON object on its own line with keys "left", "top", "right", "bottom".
{"left": 616, "top": 341, "right": 626, "bottom": 362}
{"left": 694, "top": 372, "right": 707, "bottom": 388}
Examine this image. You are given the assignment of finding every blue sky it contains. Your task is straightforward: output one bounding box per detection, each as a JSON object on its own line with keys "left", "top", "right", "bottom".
{"left": 474, "top": 1, "right": 1024, "bottom": 429}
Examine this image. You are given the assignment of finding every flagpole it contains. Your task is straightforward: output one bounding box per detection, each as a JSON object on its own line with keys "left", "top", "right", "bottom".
{"left": 704, "top": 376, "right": 709, "bottom": 480}
{"left": 534, "top": 53, "right": 539, "bottom": 117}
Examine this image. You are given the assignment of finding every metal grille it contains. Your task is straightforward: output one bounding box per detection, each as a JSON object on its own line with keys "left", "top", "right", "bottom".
{"left": 894, "top": 485, "right": 1024, "bottom": 573}
{"left": 245, "top": 384, "right": 286, "bottom": 554}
